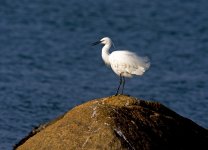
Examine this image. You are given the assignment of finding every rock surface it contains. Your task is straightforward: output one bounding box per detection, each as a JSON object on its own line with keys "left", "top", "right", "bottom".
{"left": 15, "top": 95, "right": 208, "bottom": 150}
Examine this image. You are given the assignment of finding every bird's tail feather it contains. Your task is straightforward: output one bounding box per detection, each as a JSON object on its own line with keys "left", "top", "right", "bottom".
{"left": 133, "top": 56, "right": 150, "bottom": 75}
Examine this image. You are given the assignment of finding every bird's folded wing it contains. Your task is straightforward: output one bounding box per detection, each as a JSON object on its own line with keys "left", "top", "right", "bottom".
{"left": 109, "top": 51, "right": 150, "bottom": 75}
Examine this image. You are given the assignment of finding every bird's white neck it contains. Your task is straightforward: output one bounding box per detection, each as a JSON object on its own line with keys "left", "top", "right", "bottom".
{"left": 102, "top": 43, "right": 111, "bottom": 65}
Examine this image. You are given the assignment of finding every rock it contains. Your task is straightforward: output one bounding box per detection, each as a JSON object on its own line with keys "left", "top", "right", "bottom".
{"left": 14, "top": 95, "right": 208, "bottom": 150}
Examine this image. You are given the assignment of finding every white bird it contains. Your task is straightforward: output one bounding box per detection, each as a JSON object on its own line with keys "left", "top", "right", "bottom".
{"left": 92, "top": 37, "right": 150, "bottom": 95}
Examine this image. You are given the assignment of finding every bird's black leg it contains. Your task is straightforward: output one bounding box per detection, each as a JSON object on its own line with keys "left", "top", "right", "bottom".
{"left": 115, "top": 74, "right": 122, "bottom": 96}
{"left": 121, "top": 76, "right": 125, "bottom": 95}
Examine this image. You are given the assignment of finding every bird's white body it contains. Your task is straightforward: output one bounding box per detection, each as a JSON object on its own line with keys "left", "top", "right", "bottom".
{"left": 101, "top": 37, "right": 150, "bottom": 78}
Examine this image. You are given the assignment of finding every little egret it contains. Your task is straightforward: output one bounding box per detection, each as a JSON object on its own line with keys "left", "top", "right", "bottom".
{"left": 92, "top": 37, "right": 150, "bottom": 95}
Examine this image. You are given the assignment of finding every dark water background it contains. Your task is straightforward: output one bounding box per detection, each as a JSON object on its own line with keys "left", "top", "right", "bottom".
{"left": 0, "top": 0, "right": 208, "bottom": 149}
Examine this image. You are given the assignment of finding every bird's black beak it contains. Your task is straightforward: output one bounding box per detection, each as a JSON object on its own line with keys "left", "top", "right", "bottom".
{"left": 92, "top": 41, "right": 101, "bottom": 46}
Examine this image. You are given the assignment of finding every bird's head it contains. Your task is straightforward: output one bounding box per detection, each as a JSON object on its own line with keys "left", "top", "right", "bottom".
{"left": 92, "top": 37, "right": 112, "bottom": 46}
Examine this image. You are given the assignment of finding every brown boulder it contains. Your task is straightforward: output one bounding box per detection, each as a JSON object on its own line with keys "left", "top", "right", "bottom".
{"left": 15, "top": 95, "right": 208, "bottom": 150}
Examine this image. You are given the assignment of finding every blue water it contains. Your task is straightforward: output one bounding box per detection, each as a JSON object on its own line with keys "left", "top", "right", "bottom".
{"left": 0, "top": 0, "right": 208, "bottom": 149}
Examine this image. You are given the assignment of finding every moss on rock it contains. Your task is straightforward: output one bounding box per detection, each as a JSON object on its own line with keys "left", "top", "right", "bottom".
{"left": 15, "top": 95, "right": 208, "bottom": 150}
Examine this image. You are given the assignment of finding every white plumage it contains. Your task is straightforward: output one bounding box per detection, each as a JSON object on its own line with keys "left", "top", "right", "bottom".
{"left": 109, "top": 51, "right": 150, "bottom": 77}
{"left": 93, "top": 37, "right": 150, "bottom": 95}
